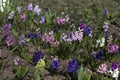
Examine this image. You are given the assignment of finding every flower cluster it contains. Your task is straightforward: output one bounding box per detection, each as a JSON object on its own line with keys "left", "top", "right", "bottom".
{"left": 97, "top": 62, "right": 120, "bottom": 80}
{"left": 61, "top": 28, "right": 83, "bottom": 43}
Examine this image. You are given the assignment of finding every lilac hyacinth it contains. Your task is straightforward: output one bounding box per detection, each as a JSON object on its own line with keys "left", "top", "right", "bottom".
{"left": 50, "top": 58, "right": 59, "bottom": 71}
{"left": 107, "top": 44, "right": 119, "bottom": 53}
{"left": 19, "top": 35, "right": 25, "bottom": 44}
{"left": 6, "top": 34, "right": 14, "bottom": 46}
{"left": 28, "top": 3, "right": 33, "bottom": 11}
{"left": 79, "top": 22, "right": 87, "bottom": 29}
{"left": 40, "top": 16, "right": 45, "bottom": 24}
{"left": 1, "top": 24, "right": 11, "bottom": 34}
{"left": 111, "top": 62, "right": 119, "bottom": 71}
{"left": 32, "top": 51, "right": 43, "bottom": 64}
{"left": 67, "top": 58, "right": 78, "bottom": 73}
{"left": 34, "top": 5, "right": 41, "bottom": 15}
{"left": 93, "top": 50, "right": 104, "bottom": 60}
{"left": 103, "top": 22, "right": 109, "bottom": 32}
{"left": 8, "top": 11, "right": 14, "bottom": 19}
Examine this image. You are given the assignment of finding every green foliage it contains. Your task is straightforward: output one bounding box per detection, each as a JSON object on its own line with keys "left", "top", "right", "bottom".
{"left": 13, "top": 65, "right": 29, "bottom": 79}
{"left": 77, "top": 65, "right": 91, "bottom": 80}
{"left": 33, "top": 68, "right": 41, "bottom": 80}
{"left": 45, "top": 9, "right": 56, "bottom": 24}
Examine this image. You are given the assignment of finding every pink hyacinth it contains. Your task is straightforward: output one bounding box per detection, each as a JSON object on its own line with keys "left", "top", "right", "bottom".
{"left": 42, "top": 31, "right": 54, "bottom": 44}
{"left": 57, "top": 17, "right": 64, "bottom": 25}
{"left": 107, "top": 44, "right": 119, "bottom": 53}
{"left": 97, "top": 64, "right": 107, "bottom": 74}
{"left": 20, "top": 14, "right": 27, "bottom": 22}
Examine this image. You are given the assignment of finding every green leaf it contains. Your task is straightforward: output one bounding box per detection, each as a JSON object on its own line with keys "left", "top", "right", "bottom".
{"left": 12, "top": 29, "right": 18, "bottom": 36}
{"left": 77, "top": 64, "right": 84, "bottom": 80}
{"left": 33, "top": 68, "right": 41, "bottom": 80}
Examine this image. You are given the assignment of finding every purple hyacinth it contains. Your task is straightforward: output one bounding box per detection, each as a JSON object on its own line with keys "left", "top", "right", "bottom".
{"left": 50, "top": 59, "right": 59, "bottom": 71}
{"left": 19, "top": 35, "right": 25, "bottom": 44}
{"left": 93, "top": 50, "right": 104, "bottom": 60}
{"left": 32, "top": 51, "right": 43, "bottom": 64}
{"left": 111, "top": 62, "right": 119, "bottom": 71}
{"left": 79, "top": 22, "right": 86, "bottom": 29}
{"left": 1, "top": 24, "right": 11, "bottom": 34}
{"left": 6, "top": 34, "right": 14, "bottom": 46}
{"left": 67, "top": 58, "right": 78, "bottom": 73}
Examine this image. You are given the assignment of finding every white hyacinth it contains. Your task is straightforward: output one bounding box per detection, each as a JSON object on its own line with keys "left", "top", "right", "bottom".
{"left": 108, "top": 68, "right": 119, "bottom": 80}
{"left": 96, "top": 37, "right": 105, "bottom": 48}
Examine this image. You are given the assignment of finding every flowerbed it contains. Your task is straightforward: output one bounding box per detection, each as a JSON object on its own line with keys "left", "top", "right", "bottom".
{"left": 0, "top": 1, "right": 120, "bottom": 80}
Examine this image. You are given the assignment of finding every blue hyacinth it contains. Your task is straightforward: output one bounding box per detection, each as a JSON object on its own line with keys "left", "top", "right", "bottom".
{"left": 50, "top": 59, "right": 59, "bottom": 71}
{"left": 67, "top": 58, "right": 78, "bottom": 73}
{"left": 94, "top": 50, "right": 104, "bottom": 60}
{"left": 32, "top": 51, "right": 43, "bottom": 64}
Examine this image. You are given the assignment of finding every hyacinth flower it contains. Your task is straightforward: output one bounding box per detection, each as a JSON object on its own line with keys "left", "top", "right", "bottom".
{"left": 111, "top": 62, "right": 119, "bottom": 71}
{"left": 67, "top": 58, "right": 78, "bottom": 73}
{"left": 93, "top": 50, "right": 104, "bottom": 60}
{"left": 42, "top": 31, "right": 55, "bottom": 44}
{"left": 35, "top": 59, "right": 45, "bottom": 70}
{"left": 97, "top": 63, "right": 107, "bottom": 74}
{"left": 17, "top": 7, "right": 22, "bottom": 14}
{"left": 28, "top": 3, "right": 33, "bottom": 11}
{"left": 26, "top": 33, "right": 37, "bottom": 40}
{"left": 96, "top": 37, "right": 105, "bottom": 48}
{"left": 79, "top": 22, "right": 87, "bottom": 29}
{"left": 19, "top": 35, "right": 26, "bottom": 44}
{"left": 20, "top": 14, "right": 27, "bottom": 22}
{"left": 1, "top": 23, "right": 11, "bottom": 34}
{"left": 107, "top": 44, "right": 119, "bottom": 53}
{"left": 57, "top": 15, "right": 69, "bottom": 25}
{"left": 50, "top": 57, "right": 59, "bottom": 72}
{"left": 103, "top": 22, "right": 109, "bottom": 32}
{"left": 84, "top": 27, "right": 92, "bottom": 37}
{"left": 40, "top": 16, "right": 45, "bottom": 24}
{"left": 32, "top": 51, "right": 43, "bottom": 64}
{"left": 8, "top": 11, "right": 14, "bottom": 19}
{"left": 103, "top": 9, "right": 109, "bottom": 15}
{"left": 57, "top": 17, "right": 64, "bottom": 25}
{"left": 34, "top": 5, "right": 41, "bottom": 15}
{"left": 14, "top": 56, "right": 20, "bottom": 65}
{"left": 6, "top": 34, "right": 14, "bottom": 46}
